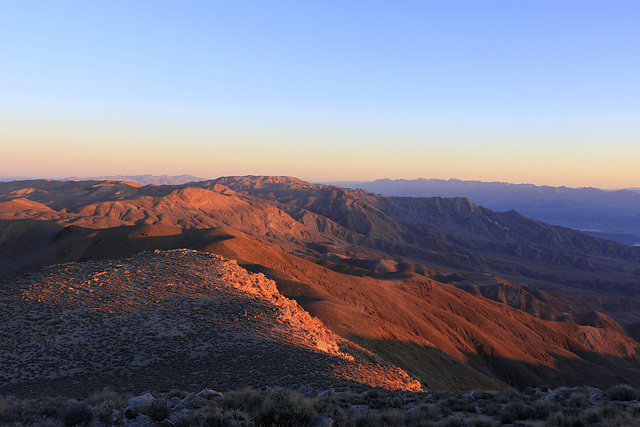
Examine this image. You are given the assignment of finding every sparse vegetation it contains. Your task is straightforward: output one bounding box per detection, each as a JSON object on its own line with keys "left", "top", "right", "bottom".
{"left": 606, "top": 383, "right": 639, "bottom": 401}
{"left": 2, "top": 384, "right": 640, "bottom": 426}
{"left": 62, "top": 403, "right": 93, "bottom": 426}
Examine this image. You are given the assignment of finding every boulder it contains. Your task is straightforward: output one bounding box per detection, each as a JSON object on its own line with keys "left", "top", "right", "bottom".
{"left": 174, "top": 388, "right": 222, "bottom": 410}
{"left": 313, "top": 415, "right": 334, "bottom": 427}
{"left": 129, "top": 393, "right": 156, "bottom": 412}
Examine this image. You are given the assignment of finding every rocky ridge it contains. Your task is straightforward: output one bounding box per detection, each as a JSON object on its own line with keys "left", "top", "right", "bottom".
{"left": 0, "top": 249, "right": 421, "bottom": 398}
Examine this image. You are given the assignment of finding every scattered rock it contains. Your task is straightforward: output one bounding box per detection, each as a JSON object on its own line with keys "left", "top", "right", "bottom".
{"left": 174, "top": 388, "right": 222, "bottom": 410}
{"left": 296, "top": 384, "right": 316, "bottom": 397}
{"left": 127, "top": 393, "right": 156, "bottom": 414}
{"left": 317, "top": 388, "right": 335, "bottom": 397}
{"left": 313, "top": 415, "right": 334, "bottom": 427}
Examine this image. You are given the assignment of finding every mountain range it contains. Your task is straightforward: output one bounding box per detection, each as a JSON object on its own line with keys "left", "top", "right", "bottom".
{"left": 327, "top": 178, "right": 640, "bottom": 246}
{"left": 2, "top": 176, "right": 640, "bottom": 396}
{"left": 0, "top": 174, "right": 208, "bottom": 186}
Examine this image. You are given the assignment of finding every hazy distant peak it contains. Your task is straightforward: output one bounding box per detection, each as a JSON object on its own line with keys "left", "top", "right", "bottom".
{"left": 214, "top": 175, "right": 320, "bottom": 191}
{"left": 65, "top": 174, "right": 208, "bottom": 186}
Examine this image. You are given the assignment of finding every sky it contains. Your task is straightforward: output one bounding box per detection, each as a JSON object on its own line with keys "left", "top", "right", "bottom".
{"left": 1, "top": 1, "right": 639, "bottom": 188}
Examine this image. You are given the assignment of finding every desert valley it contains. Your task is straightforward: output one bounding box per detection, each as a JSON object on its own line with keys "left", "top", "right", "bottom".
{"left": 2, "top": 175, "right": 640, "bottom": 426}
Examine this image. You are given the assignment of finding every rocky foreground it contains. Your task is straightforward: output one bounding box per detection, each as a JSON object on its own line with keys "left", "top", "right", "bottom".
{"left": 0, "top": 249, "right": 421, "bottom": 398}
{"left": 4, "top": 383, "right": 640, "bottom": 426}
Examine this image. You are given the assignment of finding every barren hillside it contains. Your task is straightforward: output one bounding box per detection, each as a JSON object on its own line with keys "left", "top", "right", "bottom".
{"left": 0, "top": 249, "right": 421, "bottom": 398}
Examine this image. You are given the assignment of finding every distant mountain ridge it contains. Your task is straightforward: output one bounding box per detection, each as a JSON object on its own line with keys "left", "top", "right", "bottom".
{"left": 1, "top": 173, "right": 209, "bottom": 185}
{"left": 326, "top": 178, "right": 640, "bottom": 246}
{"left": 66, "top": 174, "right": 208, "bottom": 185}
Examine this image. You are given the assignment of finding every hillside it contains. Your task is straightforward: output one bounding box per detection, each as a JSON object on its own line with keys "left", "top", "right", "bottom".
{"left": 0, "top": 249, "right": 421, "bottom": 398}
{"left": 2, "top": 177, "right": 640, "bottom": 393}
{"left": 204, "top": 176, "right": 640, "bottom": 307}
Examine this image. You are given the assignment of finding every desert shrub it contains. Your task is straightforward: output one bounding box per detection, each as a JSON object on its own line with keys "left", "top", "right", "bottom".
{"left": 178, "top": 406, "right": 252, "bottom": 427}
{"left": 313, "top": 397, "right": 354, "bottom": 426}
{"left": 94, "top": 399, "right": 119, "bottom": 425}
{"left": 595, "top": 404, "right": 622, "bottom": 419}
{"left": 442, "top": 415, "right": 468, "bottom": 427}
{"left": 336, "top": 391, "right": 365, "bottom": 406}
{"left": 471, "top": 390, "right": 498, "bottom": 400}
{"left": 364, "top": 389, "right": 382, "bottom": 401}
{"left": 499, "top": 402, "right": 529, "bottom": 424}
{"left": 496, "top": 388, "right": 521, "bottom": 404}
{"left": 221, "top": 387, "right": 263, "bottom": 413}
{"left": 547, "top": 411, "right": 585, "bottom": 427}
{"left": 581, "top": 408, "right": 605, "bottom": 425}
{"left": 467, "top": 415, "right": 499, "bottom": 427}
{"left": 479, "top": 401, "right": 502, "bottom": 417}
{"left": 403, "top": 406, "right": 432, "bottom": 426}
{"left": 354, "top": 411, "right": 384, "bottom": 427}
{"left": 530, "top": 399, "right": 557, "bottom": 419}
{"left": 363, "top": 389, "right": 397, "bottom": 410}
{"left": 606, "top": 384, "right": 639, "bottom": 401}
{"left": 144, "top": 399, "right": 171, "bottom": 421}
{"left": 255, "top": 387, "right": 316, "bottom": 426}
{"left": 429, "top": 390, "right": 448, "bottom": 401}
{"left": 88, "top": 387, "right": 125, "bottom": 407}
{"left": 444, "top": 396, "right": 477, "bottom": 414}
{"left": 384, "top": 395, "right": 404, "bottom": 409}
{"left": 379, "top": 408, "right": 404, "bottom": 426}
{"left": 436, "top": 399, "right": 454, "bottom": 417}
{"left": 39, "top": 397, "right": 68, "bottom": 420}
{"left": 62, "top": 403, "right": 93, "bottom": 426}
{"left": 416, "top": 403, "right": 443, "bottom": 421}
{"left": 0, "top": 399, "right": 16, "bottom": 424}
{"left": 566, "top": 392, "right": 591, "bottom": 408}
{"left": 601, "top": 414, "right": 640, "bottom": 427}
{"left": 1, "top": 400, "right": 40, "bottom": 424}
{"left": 550, "top": 387, "right": 573, "bottom": 403}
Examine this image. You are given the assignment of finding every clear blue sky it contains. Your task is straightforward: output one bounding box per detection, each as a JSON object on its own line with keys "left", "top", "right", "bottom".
{"left": 2, "top": 1, "right": 639, "bottom": 187}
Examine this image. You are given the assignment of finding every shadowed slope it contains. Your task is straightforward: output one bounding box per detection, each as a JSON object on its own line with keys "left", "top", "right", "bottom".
{"left": 206, "top": 176, "right": 640, "bottom": 321}
{"left": 196, "top": 228, "right": 640, "bottom": 390}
